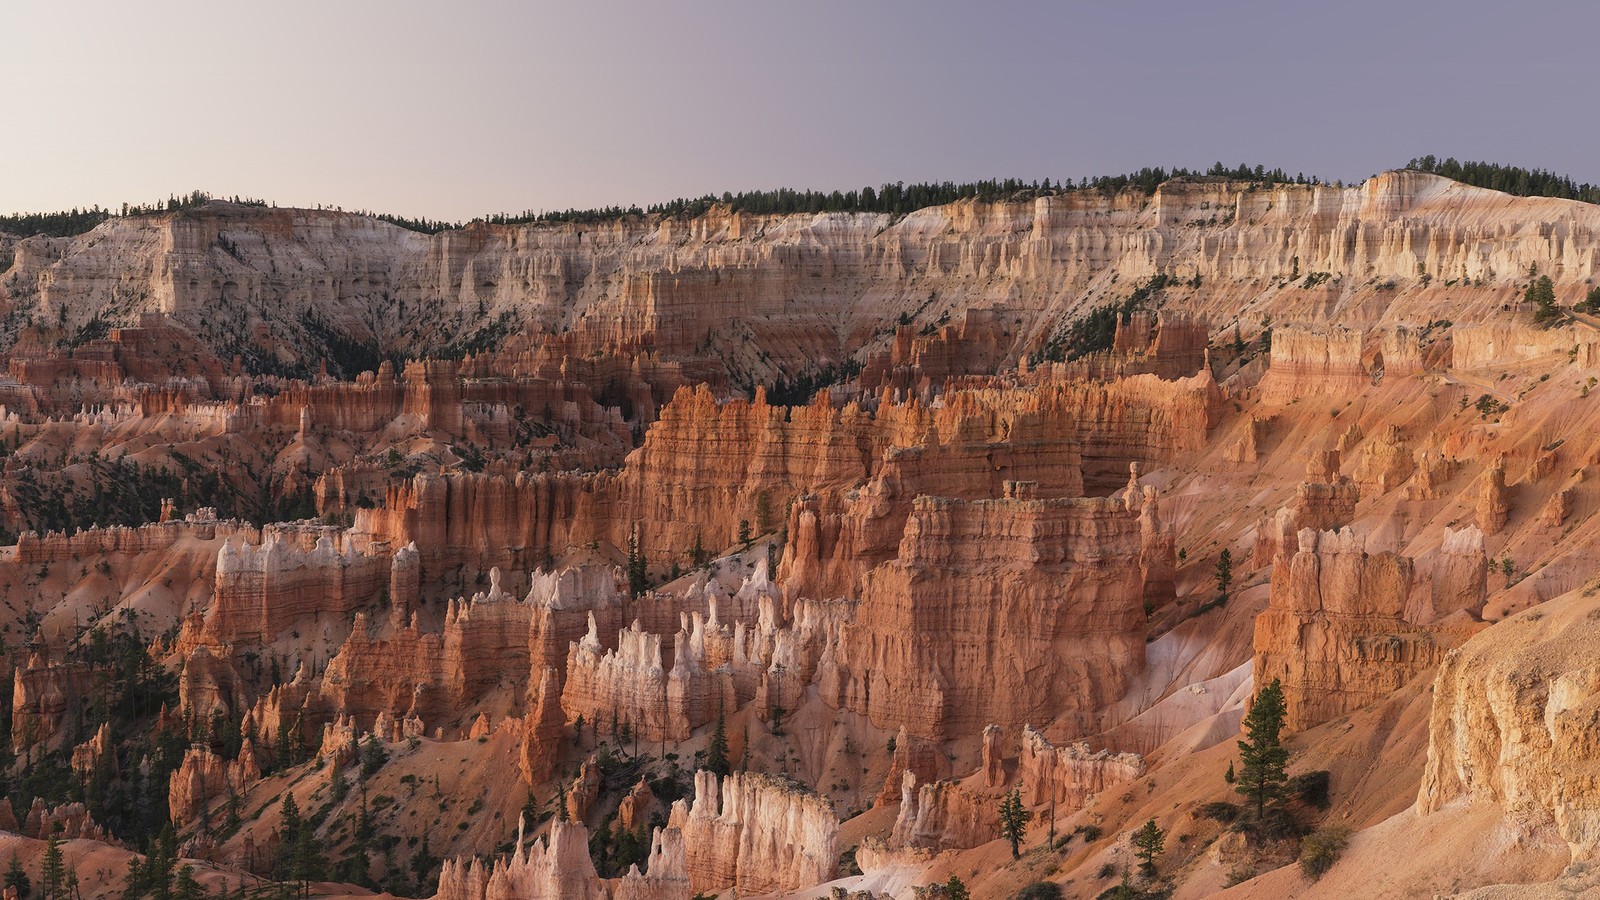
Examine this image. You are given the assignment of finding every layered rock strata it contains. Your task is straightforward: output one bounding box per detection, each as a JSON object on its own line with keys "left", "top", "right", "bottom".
{"left": 831, "top": 493, "right": 1148, "bottom": 740}
{"left": 669, "top": 770, "right": 838, "bottom": 896}
{"left": 1253, "top": 527, "right": 1487, "bottom": 731}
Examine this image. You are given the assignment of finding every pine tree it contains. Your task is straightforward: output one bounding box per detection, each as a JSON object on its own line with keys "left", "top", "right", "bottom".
{"left": 1579, "top": 285, "right": 1600, "bottom": 314}
{"left": 998, "top": 788, "right": 1032, "bottom": 859}
{"left": 626, "top": 526, "right": 647, "bottom": 598}
{"left": 4, "top": 853, "right": 29, "bottom": 899}
{"left": 411, "top": 832, "right": 435, "bottom": 890}
{"left": 173, "top": 864, "right": 205, "bottom": 900}
{"left": 1237, "top": 678, "right": 1290, "bottom": 820}
{"left": 359, "top": 734, "right": 387, "bottom": 780}
{"left": 40, "top": 836, "right": 64, "bottom": 900}
{"left": 1132, "top": 818, "right": 1165, "bottom": 880}
{"left": 275, "top": 718, "right": 292, "bottom": 769}
{"left": 280, "top": 793, "right": 301, "bottom": 840}
{"left": 737, "top": 519, "right": 751, "bottom": 545}
{"left": 1215, "top": 548, "right": 1233, "bottom": 602}
{"left": 1529, "top": 274, "right": 1562, "bottom": 326}
{"left": 944, "top": 875, "right": 971, "bottom": 900}
{"left": 291, "top": 824, "right": 324, "bottom": 897}
{"left": 1224, "top": 759, "right": 1236, "bottom": 784}
{"left": 706, "top": 705, "right": 730, "bottom": 776}
{"left": 755, "top": 492, "right": 772, "bottom": 534}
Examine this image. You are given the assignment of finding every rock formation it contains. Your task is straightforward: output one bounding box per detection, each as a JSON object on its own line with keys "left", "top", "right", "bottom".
{"left": 1252, "top": 450, "right": 1359, "bottom": 566}
{"left": 877, "top": 725, "right": 944, "bottom": 804}
{"left": 833, "top": 494, "right": 1148, "bottom": 739}
{"left": 889, "top": 771, "right": 1001, "bottom": 851}
{"left": 669, "top": 770, "right": 838, "bottom": 896}
{"left": 434, "top": 818, "right": 690, "bottom": 900}
{"left": 1420, "top": 589, "right": 1600, "bottom": 860}
{"left": 11, "top": 171, "right": 1600, "bottom": 898}
{"left": 1017, "top": 727, "right": 1145, "bottom": 811}
{"left": 1478, "top": 455, "right": 1511, "bottom": 535}
{"left": 208, "top": 527, "right": 390, "bottom": 644}
{"left": 1253, "top": 527, "right": 1487, "bottom": 731}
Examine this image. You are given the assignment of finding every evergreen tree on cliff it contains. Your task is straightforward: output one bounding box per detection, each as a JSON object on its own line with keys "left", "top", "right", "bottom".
{"left": 40, "top": 836, "right": 63, "bottom": 900}
{"left": 1528, "top": 274, "right": 1562, "bottom": 326}
{"left": 706, "top": 704, "right": 731, "bottom": 776}
{"left": 999, "top": 788, "right": 1032, "bottom": 859}
{"left": 1237, "top": 678, "right": 1290, "bottom": 819}
{"left": 626, "top": 525, "right": 647, "bottom": 598}
{"left": 1132, "top": 818, "right": 1165, "bottom": 880}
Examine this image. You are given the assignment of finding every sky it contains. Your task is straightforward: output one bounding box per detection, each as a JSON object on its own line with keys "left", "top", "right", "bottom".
{"left": 6, "top": 0, "right": 1600, "bottom": 221}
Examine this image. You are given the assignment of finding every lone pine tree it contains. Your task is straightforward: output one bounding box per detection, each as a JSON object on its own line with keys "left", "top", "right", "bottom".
{"left": 1237, "top": 677, "right": 1290, "bottom": 819}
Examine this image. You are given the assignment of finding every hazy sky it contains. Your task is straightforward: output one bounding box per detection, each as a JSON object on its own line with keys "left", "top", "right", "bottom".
{"left": 7, "top": 0, "right": 1599, "bottom": 221}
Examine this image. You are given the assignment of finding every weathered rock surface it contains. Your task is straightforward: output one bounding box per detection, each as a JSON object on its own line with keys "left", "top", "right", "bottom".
{"left": 1017, "top": 726, "right": 1145, "bottom": 812}
{"left": 669, "top": 770, "right": 838, "bottom": 896}
{"left": 889, "top": 771, "right": 1001, "bottom": 852}
{"left": 1421, "top": 588, "right": 1600, "bottom": 861}
{"left": 833, "top": 494, "right": 1148, "bottom": 739}
{"left": 434, "top": 818, "right": 690, "bottom": 900}
{"left": 1254, "top": 527, "right": 1488, "bottom": 731}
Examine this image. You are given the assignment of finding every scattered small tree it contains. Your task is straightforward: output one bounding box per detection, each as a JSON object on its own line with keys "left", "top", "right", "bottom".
{"left": 1237, "top": 678, "right": 1290, "bottom": 820}
{"left": 706, "top": 704, "right": 730, "bottom": 777}
{"left": 737, "top": 519, "right": 752, "bottom": 545}
{"left": 1528, "top": 274, "right": 1562, "bottom": 326}
{"left": 359, "top": 734, "right": 388, "bottom": 780}
{"left": 1224, "top": 759, "right": 1236, "bottom": 784}
{"left": 999, "top": 788, "right": 1032, "bottom": 859}
{"left": 1132, "top": 818, "right": 1165, "bottom": 880}
{"left": 173, "top": 864, "right": 205, "bottom": 900}
{"left": 755, "top": 491, "right": 772, "bottom": 534}
{"left": 40, "top": 837, "right": 63, "bottom": 900}
{"left": 1579, "top": 285, "right": 1600, "bottom": 314}
{"left": 5, "top": 853, "right": 30, "bottom": 899}
{"left": 1215, "top": 548, "right": 1233, "bottom": 602}
{"left": 944, "top": 875, "right": 971, "bottom": 900}
{"left": 626, "top": 525, "right": 648, "bottom": 598}
{"left": 291, "top": 822, "right": 326, "bottom": 897}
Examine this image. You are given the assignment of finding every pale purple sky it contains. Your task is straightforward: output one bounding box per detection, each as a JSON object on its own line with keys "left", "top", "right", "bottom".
{"left": 7, "top": 0, "right": 1598, "bottom": 221}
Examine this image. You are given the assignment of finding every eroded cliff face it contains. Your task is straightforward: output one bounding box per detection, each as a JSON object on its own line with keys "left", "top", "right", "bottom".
{"left": 1420, "top": 589, "right": 1600, "bottom": 860}
{"left": 433, "top": 818, "right": 691, "bottom": 900}
{"left": 668, "top": 770, "right": 837, "bottom": 896}
{"left": 9, "top": 172, "right": 1600, "bottom": 384}
{"left": 830, "top": 493, "right": 1148, "bottom": 740}
{"left": 1253, "top": 526, "right": 1489, "bottom": 731}
{"left": 207, "top": 525, "right": 390, "bottom": 644}
{"left": 889, "top": 771, "right": 1001, "bottom": 852}
{"left": 1017, "top": 726, "right": 1146, "bottom": 812}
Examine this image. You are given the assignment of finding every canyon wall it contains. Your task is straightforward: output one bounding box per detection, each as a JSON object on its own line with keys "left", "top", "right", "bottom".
{"left": 830, "top": 493, "right": 1148, "bottom": 740}
{"left": 11, "top": 173, "right": 1600, "bottom": 384}
{"left": 207, "top": 526, "right": 390, "bottom": 644}
{"left": 1253, "top": 527, "right": 1488, "bottom": 731}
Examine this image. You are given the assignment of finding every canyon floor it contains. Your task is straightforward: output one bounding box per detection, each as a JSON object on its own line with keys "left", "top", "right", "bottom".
{"left": 1, "top": 170, "right": 1599, "bottom": 898}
